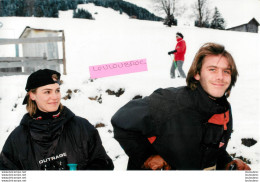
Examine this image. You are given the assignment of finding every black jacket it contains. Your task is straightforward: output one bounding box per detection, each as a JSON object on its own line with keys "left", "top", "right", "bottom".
{"left": 0, "top": 106, "right": 114, "bottom": 170}
{"left": 111, "top": 85, "right": 233, "bottom": 170}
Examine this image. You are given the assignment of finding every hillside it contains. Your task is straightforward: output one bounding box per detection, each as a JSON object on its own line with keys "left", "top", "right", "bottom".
{"left": 0, "top": 0, "right": 162, "bottom": 21}
{"left": 125, "top": 0, "right": 260, "bottom": 27}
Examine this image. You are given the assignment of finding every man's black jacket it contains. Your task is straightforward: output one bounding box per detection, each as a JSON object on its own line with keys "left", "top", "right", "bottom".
{"left": 0, "top": 106, "right": 114, "bottom": 170}
{"left": 111, "top": 85, "right": 233, "bottom": 170}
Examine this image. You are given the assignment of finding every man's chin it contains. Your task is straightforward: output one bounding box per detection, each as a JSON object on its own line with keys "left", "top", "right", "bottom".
{"left": 209, "top": 92, "right": 225, "bottom": 98}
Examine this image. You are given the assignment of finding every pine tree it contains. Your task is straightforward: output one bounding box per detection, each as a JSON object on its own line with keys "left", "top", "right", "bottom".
{"left": 24, "top": 0, "right": 34, "bottom": 17}
{"left": 73, "top": 8, "right": 93, "bottom": 19}
{"left": 2, "top": 0, "right": 17, "bottom": 16}
{"left": 14, "top": 0, "right": 25, "bottom": 16}
{"left": 210, "top": 7, "right": 225, "bottom": 30}
{"left": 60, "top": 0, "right": 69, "bottom": 11}
{"left": 49, "top": 0, "right": 59, "bottom": 17}
{"left": 34, "top": 0, "right": 44, "bottom": 17}
{"left": 67, "top": 0, "right": 78, "bottom": 10}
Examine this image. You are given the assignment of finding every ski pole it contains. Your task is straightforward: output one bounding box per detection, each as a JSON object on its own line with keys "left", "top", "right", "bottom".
{"left": 170, "top": 55, "right": 180, "bottom": 77}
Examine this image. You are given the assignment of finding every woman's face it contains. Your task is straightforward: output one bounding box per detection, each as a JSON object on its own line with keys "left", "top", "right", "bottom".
{"left": 30, "top": 83, "right": 61, "bottom": 112}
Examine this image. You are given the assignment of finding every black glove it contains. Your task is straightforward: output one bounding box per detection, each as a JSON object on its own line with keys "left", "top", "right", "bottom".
{"left": 168, "top": 50, "right": 177, "bottom": 55}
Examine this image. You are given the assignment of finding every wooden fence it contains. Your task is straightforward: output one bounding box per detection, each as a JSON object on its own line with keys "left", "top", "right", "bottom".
{"left": 0, "top": 57, "right": 63, "bottom": 76}
{"left": 0, "top": 32, "right": 66, "bottom": 76}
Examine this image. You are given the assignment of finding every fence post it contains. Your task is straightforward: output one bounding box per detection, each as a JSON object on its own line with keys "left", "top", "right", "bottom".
{"left": 62, "top": 30, "right": 67, "bottom": 75}
{"left": 15, "top": 44, "right": 19, "bottom": 57}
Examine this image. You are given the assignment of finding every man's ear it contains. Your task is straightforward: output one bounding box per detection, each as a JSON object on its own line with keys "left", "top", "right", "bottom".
{"left": 29, "top": 92, "right": 36, "bottom": 101}
{"left": 194, "top": 73, "right": 200, "bottom": 81}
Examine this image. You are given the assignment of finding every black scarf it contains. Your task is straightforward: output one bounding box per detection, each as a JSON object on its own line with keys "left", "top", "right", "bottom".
{"left": 29, "top": 107, "right": 65, "bottom": 159}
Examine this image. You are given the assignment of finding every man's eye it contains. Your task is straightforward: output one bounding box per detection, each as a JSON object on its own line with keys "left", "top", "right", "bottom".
{"left": 56, "top": 90, "right": 60, "bottom": 93}
{"left": 224, "top": 70, "right": 231, "bottom": 74}
{"left": 45, "top": 91, "right": 50, "bottom": 94}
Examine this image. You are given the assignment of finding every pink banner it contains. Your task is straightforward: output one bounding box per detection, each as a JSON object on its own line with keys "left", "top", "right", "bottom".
{"left": 89, "top": 59, "right": 147, "bottom": 79}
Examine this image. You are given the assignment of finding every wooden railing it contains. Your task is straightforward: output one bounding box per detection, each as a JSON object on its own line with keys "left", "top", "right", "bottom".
{"left": 0, "top": 32, "right": 66, "bottom": 76}
{"left": 0, "top": 57, "right": 63, "bottom": 76}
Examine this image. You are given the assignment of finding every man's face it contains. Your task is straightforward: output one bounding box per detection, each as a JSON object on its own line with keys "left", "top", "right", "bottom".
{"left": 194, "top": 55, "right": 232, "bottom": 98}
{"left": 30, "top": 83, "right": 61, "bottom": 112}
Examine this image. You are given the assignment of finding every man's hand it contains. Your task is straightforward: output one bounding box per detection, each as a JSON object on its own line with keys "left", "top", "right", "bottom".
{"left": 225, "top": 159, "right": 251, "bottom": 170}
{"left": 143, "top": 155, "right": 171, "bottom": 170}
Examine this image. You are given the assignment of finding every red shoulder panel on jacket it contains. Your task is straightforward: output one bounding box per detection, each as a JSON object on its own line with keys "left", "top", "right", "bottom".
{"left": 208, "top": 110, "right": 229, "bottom": 130}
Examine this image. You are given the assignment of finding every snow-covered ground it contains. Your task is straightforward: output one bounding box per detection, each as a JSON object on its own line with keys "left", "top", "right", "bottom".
{"left": 0, "top": 1, "right": 260, "bottom": 171}
{"left": 128, "top": 0, "right": 260, "bottom": 27}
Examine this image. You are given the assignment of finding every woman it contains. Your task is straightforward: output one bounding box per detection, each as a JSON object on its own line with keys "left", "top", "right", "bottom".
{"left": 0, "top": 69, "right": 114, "bottom": 170}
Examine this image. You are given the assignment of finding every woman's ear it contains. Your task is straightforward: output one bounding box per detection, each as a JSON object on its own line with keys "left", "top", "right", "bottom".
{"left": 29, "top": 92, "right": 36, "bottom": 101}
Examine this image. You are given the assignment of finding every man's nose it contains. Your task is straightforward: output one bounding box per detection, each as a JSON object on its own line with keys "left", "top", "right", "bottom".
{"left": 216, "top": 70, "right": 224, "bottom": 80}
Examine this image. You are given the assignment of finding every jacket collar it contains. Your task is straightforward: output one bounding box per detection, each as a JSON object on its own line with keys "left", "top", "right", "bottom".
{"left": 195, "top": 84, "right": 230, "bottom": 116}
{"left": 177, "top": 38, "right": 183, "bottom": 42}
{"left": 21, "top": 106, "right": 74, "bottom": 125}
{"left": 20, "top": 106, "right": 75, "bottom": 143}
{"left": 32, "top": 108, "right": 61, "bottom": 120}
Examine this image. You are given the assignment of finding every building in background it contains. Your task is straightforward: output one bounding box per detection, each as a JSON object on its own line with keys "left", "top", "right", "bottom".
{"left": 20, "top": 26, "right": 62, "bottom": 73}
{"left": 226, "top": 18, "right": 259, "bottom": 33}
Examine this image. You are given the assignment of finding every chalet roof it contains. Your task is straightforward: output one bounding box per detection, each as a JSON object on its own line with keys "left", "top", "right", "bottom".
{"left": 19, "top": 26, "right": 62, "bottom": 38}
{"left": 226, "top": 18, "right": 260, "bottom": 30}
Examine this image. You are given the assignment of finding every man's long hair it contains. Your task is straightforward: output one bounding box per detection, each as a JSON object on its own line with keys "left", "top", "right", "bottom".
{"left": 186, "top": 42, "right": 238, "bottom": 97}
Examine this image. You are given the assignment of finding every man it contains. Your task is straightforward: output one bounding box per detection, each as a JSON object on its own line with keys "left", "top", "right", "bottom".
{"left": 0, "top": 69, "right": 114, "bottom": 170}
{"left": 111, "top": 43, "right": 250, "bottom": 170}
{"left": 168, "top": 32, "right": 186, "bottom": 78}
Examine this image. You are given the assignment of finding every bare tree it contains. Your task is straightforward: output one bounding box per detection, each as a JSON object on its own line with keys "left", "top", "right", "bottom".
{"left": 193, "top": 0, "right": 210, "bottom": 27}
{"left": 154, "top": 0, "right": 176, "bottom": 17}
{"left": 153, "top": 0, "right": 177, "bottom": 26}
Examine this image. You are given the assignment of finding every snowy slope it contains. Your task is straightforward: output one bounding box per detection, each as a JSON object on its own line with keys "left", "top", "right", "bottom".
{"left": 0, "top": 2, "right": 260, "bottom": 170}
{"left": 125, "top": 0, "right": 260, "bottom": 27}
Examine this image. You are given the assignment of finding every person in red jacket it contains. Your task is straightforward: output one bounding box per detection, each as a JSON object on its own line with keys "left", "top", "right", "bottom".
{"left": 168, "top": 32, "right": 187, "bottom": 78}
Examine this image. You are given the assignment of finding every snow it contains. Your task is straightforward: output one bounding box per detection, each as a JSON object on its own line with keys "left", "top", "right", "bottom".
{"left": 125, "top": 0, "right": 260, "bottom": 27}
{"left": 0, "top": 1, "right": 260, "bottom": 172}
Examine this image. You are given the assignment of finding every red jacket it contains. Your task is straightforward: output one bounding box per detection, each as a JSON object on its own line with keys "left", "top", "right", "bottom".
{"left": 174, "top": 38, "right": 186, "bottom": 61}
